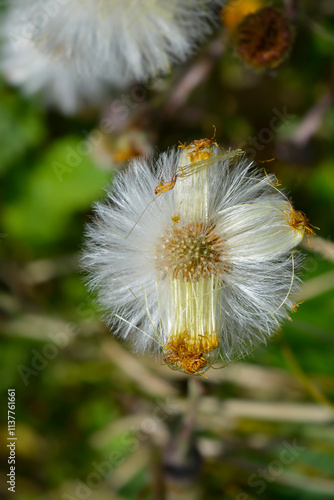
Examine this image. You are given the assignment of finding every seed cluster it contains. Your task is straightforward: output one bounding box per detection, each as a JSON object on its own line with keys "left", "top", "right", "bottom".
{"left": 156, "top": 222, "right": 230, "bottom": 281}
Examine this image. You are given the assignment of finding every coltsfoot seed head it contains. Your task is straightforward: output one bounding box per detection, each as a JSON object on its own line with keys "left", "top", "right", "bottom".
{"left": 1, "top": 0, "right": 224, "bottom": 111}
{"left": 83, "top": 138, "right": 314, "bottom": 375}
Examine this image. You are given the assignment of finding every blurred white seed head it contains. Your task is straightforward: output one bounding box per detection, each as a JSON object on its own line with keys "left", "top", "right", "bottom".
{"left": 82, "top": 138, "right": 314, "bottom": 375}
{"left": 1, "top": 4, "right": 110, "bottom": 114}
{"left": 2, "top": 0, "right": 223, "bottom": 93}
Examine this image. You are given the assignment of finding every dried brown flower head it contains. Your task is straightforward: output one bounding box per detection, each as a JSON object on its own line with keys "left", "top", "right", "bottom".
{"left": 234, "top": 7, "right": 292, "bottom": 69}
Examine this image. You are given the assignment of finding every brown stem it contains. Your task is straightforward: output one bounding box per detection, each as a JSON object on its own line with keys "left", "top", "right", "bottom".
{"left": 164, "top": 36, "right": 225, "bottom": 118}
{"left": 162, "top": 377, "right": 203, "bottom": 500}
{"left": 291, "top": 90, "right": 333, "bottom": 147}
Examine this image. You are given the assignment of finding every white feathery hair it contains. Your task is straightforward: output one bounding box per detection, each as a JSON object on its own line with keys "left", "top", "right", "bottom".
{"left": 82, "top": 139, "right": 308, "bottom": 374}
{"left": 0, "top": 4, "right": 109, "bottom": 114}
{"left": 2, "top": 0, "right": 224, "bottom": 86}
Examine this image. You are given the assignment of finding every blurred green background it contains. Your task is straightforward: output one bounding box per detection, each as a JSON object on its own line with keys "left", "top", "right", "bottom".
{"left": 1, "top": 1, "right": 334, "bottom": 499}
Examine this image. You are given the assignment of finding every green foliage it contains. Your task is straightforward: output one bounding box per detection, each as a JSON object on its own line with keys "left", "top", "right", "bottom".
{"left": 2, "top": 136, "right": 110, "bottom": 251}
{"left": 0, "top": 80, "right": 45, "bottom": 176}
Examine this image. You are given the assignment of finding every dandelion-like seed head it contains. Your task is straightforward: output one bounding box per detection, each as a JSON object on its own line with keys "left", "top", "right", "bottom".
{"left": 0, "top": 3, "right": 110, "bottom": 113}
{"left": 83, "top": 138, "right": 314, "bottom": 376}
{"left": 2, "top": 0, "right": 223, "bottom": 93}
{"left": 234, "top": 7, "right": 292, "bottom": 69}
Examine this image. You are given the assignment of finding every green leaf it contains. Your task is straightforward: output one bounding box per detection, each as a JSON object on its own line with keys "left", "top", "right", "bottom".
{"left": 2, "top": 136, "right": 111, "bottom": 248}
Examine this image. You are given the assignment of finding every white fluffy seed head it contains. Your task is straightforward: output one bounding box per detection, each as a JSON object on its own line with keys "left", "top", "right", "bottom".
{"left": 1, "top": 3, "right": 110, "bottom": 113}
{"left": 2, "top": 0, "right": 224, "bottom": 90}
{"left": 82, "top": 139, "right": 310, "bottom": 375}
